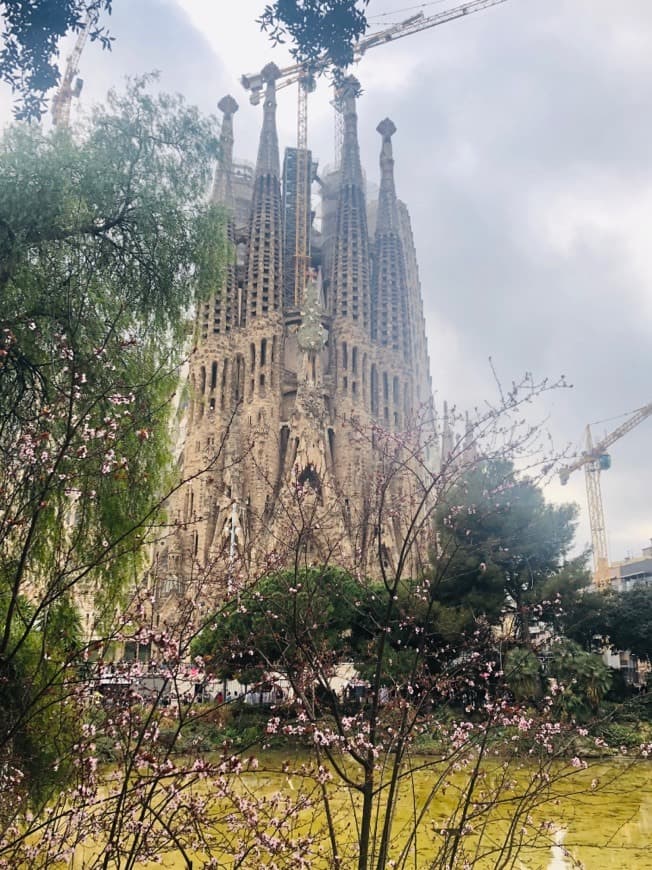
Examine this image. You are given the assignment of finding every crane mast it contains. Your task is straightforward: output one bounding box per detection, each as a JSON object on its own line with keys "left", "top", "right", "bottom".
{"left": 241, "top": 0, "right": 509, "bottom": 308}
{"left": 559, "top": 403, "right": 652, "bottom": 588}
{"left": 51, "top": 11, "right": 98, "bottom": 129}
{"left": 583, "top": 425, "right": 610, "bottom": 588}
{"left": 293, "top": 73, "right": 314, "bottom": 307}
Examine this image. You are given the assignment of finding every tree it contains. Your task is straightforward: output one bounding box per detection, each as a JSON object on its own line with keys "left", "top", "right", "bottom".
{"left": 192, "top": 567, "right": 377, "bottom": 684}
{"left": 504, "top": 645, "right": 542, "bottom": 701}
{"left": 432, "top": 458, "right": 588, "bottom": 646}
{"left": 0, "top": 77, "right": 223, "bottom": 801}
{"left": 0, "top": 0, "right": 112, "bottom": 120}
{"left": 180, "top": 388, "right": 635, "bottom": 870}
{"left": 559, "top": 586, "right": 615, "bottom": 651}
{"left": 561, "top": 583, "right": 652, "bottom": 662}
{"left": 548, "top": 639, "right": 612, "bottom": 720}
{"left": 607, "top": 586, "right": 652, "bottom": 660}
{"left": 0, "top": 366, "right": 643, "bottom": 868}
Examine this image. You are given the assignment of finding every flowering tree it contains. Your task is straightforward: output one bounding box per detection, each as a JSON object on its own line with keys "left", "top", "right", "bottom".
{"left": 0, "top": 354, "right": 649, "bottom": 867}
{"left": 181, "top": 380, "right": 650, "bottom": 870}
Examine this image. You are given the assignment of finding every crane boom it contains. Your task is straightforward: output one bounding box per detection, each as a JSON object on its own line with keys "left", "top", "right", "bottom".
{"left": 559, "top": 403, "right": 652, "bottom": 484}
{"left": 357, "top": 0, "right": 508, "bottom": 55}
{"left": 51, "top": 11, "right": 98, "bottom": 129}
{"left": 559, "top": 403, "right": 652, "bottom": 588}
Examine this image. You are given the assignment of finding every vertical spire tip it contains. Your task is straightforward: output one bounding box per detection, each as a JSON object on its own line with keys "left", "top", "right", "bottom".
{"left": 218, "top": 94, "right": 239, "bottom": 117}
{"left": 261, "top": 62, "right": 282, "bottom": 85}
{"left": 339, "top": 75, "right": 361, "bottom": 110}
{"left": 377, "top": 118, "right": 396, "bottom": 141}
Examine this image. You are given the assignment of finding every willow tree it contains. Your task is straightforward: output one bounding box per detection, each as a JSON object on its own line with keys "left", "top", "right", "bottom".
{"left": 0, "top": 78, "right": 223, "bottom": 801}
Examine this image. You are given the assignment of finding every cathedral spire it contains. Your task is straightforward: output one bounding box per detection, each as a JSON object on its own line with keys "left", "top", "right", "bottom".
{"left": 204, "top": 95, "right": 239, "bottom": 336}
{"left": 330, "top": 76, "right": 371, "bottom": 329}
{"left": 340, "top": 76, "right": 364, "bottom": 187}
{"left": 211, "top": 94, "right": 238, "bottom": 206}
{"left": 376, "top": 118, "right": 399, "bottom": 233}
{"left": 255, "top": 62, "right": 281, "bottom": 177}
{"left": 245, "top": 63, "right": 283, "bottom": 321}
{"left": 371, "top": 118, "right": 411, "bottom": 359}
{"left": 462, "top": 411, "right": 478, "bottom": 464}
{"left": 441, "top": 401, "right": 455, "bottom": 464}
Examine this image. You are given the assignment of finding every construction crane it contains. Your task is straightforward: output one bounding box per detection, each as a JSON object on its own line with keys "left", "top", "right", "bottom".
{"left": 51, "top": 10, "right": 98, "bottom": 129}
{"left": 241, "top": 0, "right": 509, "bottom": 307}
{"left": 559, "top": 403, "right": 652, "bottom": 588}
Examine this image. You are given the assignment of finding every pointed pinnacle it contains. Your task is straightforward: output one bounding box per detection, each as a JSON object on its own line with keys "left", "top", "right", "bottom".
{"left": 339, "top": 75, "right": 361, "bottom": 109}
{"left": 377, "top": 118, "right": 396, "bottom": 141}
{"left": 261, "top": 62, "right": 282, "bottom": 84}
{"left": 218, "top": 95, "right": 239, "bottom": 117}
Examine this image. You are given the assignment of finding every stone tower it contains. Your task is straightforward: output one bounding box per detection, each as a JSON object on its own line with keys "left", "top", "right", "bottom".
{"left": 156, "top": 76, "right": 437, "bottom": 603}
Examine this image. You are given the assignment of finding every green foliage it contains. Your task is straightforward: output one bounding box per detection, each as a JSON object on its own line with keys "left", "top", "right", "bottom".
{"left": 1, "top": 77, "right": 222, "bottom": 327}
{"left": 259, "top": 0, "right": 370, "bottom": 71}
{"left": 548, "top": 640, "right": 612, "bottom": 721}
{"left": 607, "top": 586, "right": 652, "bottom": 660}
{"left": 0, "top": 77, "right": 224, "bottom": 616}
{"left": 0, "top": 592, "right": 82, "bottom": 803}
{"left": 0, "top": 79, "right": 225, "bottom": 801}
{"left": 557, "top": 587, "right": 612, "bottom": 651}
{"left": 596, "top": 721, "right": 644, "bottom": 749}
{"left": 193, "top": 567, "right": 377, "bottom": 682}
{"left": 504, "top": 646, "right": 542, "bottom": 701}
{"left": 562, "top": 584, "right": 652, "bottom": 661}
{"left": 432, "top": 459, "right": 588, "bottom": 644}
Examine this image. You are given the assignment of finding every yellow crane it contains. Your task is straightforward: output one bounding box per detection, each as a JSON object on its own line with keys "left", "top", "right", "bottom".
{"left": 51, "top": 10, "right": 98, "bottom": 129}
{"left": 241, "top": 0, "right": 509, "bottom": 306}
{"left": 559, "top": 403, "right": 652, "bottom": 588}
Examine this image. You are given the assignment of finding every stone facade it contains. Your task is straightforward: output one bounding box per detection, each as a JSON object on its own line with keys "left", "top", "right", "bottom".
{"left": 156, "top": 71, "right": 438, "bottom": 605}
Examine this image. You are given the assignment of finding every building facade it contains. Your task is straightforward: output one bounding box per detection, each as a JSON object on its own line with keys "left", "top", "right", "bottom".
{"left": 609, "top": 541, "right": 652, "bottom": 593}
{"left": 156, "top": 68, "right": 438, "bottom": 604}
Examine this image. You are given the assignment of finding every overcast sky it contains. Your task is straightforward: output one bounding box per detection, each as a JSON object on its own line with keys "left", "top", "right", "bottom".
{"left": 2, "top": 0, "right": 650, "bottom": 564}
